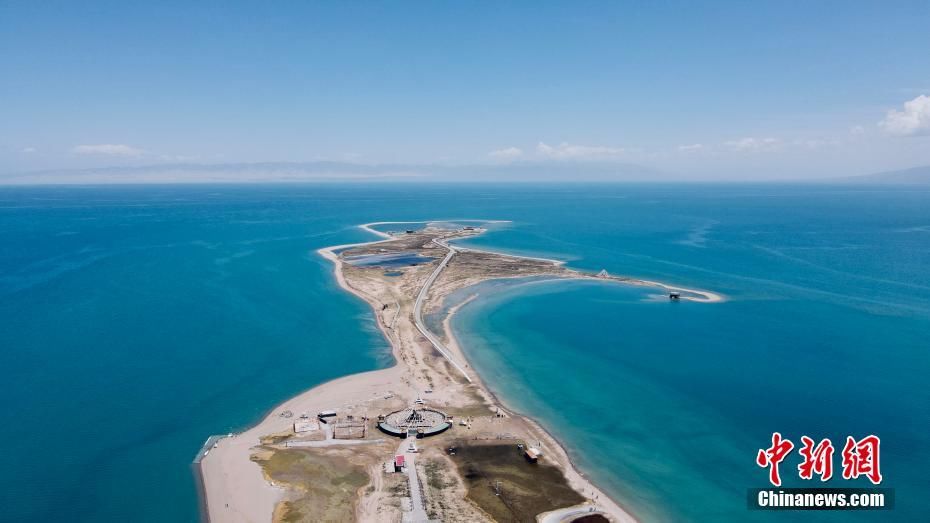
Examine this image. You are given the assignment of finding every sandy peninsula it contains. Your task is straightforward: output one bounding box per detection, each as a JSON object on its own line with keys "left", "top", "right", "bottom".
{"left": 198, "top": 220, "right": 721, "bottom": 523}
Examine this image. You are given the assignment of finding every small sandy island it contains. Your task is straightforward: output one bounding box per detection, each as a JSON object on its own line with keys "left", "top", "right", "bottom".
{"left": 198, "top": 220, "right": 722, "bottom": 523}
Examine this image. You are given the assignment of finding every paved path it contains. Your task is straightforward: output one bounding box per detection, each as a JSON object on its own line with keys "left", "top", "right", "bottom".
{"left": 398, "top": 440, "right": 430, "bottom": 522}
{"left": 412, "top": 239, "right": 471, "bottom": 382}
{"left": 284, "top": 438, "right": 384, "bottom": 448}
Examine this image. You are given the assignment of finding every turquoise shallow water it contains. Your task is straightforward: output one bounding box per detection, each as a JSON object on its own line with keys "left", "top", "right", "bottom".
{"left": 1, "top": 183, "right": 928, "bottom": 522}
{"left": 446, "top": 188, "right": 930, "bottom": 522}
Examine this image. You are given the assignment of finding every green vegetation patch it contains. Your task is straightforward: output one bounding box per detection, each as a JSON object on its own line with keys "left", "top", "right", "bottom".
{"left": 255, "top": 448, "right": 369, "bottom": 523}
{"left": 449, "top": 441, "right": 585, "bottom": 522}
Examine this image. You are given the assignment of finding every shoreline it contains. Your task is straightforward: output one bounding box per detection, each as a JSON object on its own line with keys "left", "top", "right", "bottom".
{"left": 199, "top": 233, "right": 409, "bottom": 522}
{"left": 391, "top": 233, "right": 646, "bottom": 520}
{"left": 199, "top": 220, "right": 722, "bottom": 522}
{"left": 436, "top": 280, "right": 637, "bottom": 520}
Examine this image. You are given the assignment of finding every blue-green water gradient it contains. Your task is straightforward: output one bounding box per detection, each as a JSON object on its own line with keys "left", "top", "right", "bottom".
{"left": 1, "top": 184, "right": 928, "bottom": 522}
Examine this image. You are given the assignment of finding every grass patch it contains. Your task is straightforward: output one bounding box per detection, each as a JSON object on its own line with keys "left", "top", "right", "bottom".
{"left": 254, "top": 448, "right": 369, "bottom": 523}
{"left": 449, "top": 441, "right": 585, "bottom": 523}
{"left": 260, "top": 430, "right": 294, "bottom": 445}
{"left": 424, "top": 459, "right": 453, "bottom": 492}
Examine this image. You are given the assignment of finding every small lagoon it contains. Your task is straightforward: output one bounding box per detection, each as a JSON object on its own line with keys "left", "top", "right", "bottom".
{"left": 344, "top": 251, "right": 436, "bottom": 267}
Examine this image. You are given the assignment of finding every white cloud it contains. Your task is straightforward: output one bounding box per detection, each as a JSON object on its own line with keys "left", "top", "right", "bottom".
{"left": 677, "top": 143, "right": 703, "bottom": 152}
{"left": 723, "top": 137, "right": 781, "bottom": 152}
{"left": 849, "top": 125, "right": 865, "bottom": 136}
{"left": 488, "top": 146, "right": 523, "bottom": 159}
{"left": 71, "top": 144, "right": 145, "bottom": 156}
{"left": 21, "top": 147, "right": 36, "bottom": 153}
{"left": 879, "top": 95, "right": 930, "bottom": 136}
{"left": 536, "top": 141, "right": 624, "bottom": 160}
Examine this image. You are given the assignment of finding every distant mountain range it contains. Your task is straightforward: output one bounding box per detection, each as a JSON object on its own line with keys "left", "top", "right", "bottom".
{"left": 840, "top": 165, "right": 930, "bottom": 184}
{"left": 2, "top": 161, "right": 930, "bottom": 185}
{"left": 0, "top": 160, "right": 667, "bottom": 184}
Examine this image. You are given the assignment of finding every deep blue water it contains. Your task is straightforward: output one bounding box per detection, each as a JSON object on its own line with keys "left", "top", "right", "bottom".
{"left": 1, "top": 183, "right": 928, "bottom": 522}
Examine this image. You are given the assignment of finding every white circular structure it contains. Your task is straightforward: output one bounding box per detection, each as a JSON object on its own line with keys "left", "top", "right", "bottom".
{"left": 378, "top": 407, "right": 451, "bottom": 438}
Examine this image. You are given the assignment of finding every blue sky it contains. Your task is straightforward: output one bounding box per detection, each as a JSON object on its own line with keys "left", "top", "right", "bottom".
{"left": 1, "top": 1, "right": 929, "bottom": 180}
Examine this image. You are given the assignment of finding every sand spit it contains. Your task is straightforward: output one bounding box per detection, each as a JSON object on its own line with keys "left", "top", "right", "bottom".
{"left": 199, "top": 220, "right": 721, "bottom": 523}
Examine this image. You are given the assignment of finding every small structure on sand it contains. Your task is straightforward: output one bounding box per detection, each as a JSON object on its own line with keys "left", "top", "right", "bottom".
{"left": 524, "top": 447, "right": 543, "bottom": 463}
{"left": 597, "top": 269, "right": 609, "bottom": 278}
{"left": 378, "top": 407, "right": 451, "bottom": 438}
{"left": 333, "top": 416, "right": 368, "bottom": 439}
{"left": 293, "top": 420, "right": 320, "bottom": 434}
{"left": 669, "top": 291, "right": 681, "bottom": 301}
{"left": 394, "top": 454, "right": 405, "bottom": 472}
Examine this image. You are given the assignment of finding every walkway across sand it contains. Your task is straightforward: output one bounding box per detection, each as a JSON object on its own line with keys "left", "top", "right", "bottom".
{"left": 412, "top": 239, "right": 471, "bottom": 382}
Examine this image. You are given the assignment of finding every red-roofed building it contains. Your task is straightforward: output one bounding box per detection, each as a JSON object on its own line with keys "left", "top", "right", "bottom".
{"left": 394, "top": 455, "right": 405, "bottom": 472}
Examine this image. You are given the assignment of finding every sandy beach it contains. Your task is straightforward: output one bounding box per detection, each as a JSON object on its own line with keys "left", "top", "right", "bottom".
{"left": 199, "top": 220, "right": 721, "bottom": 522}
